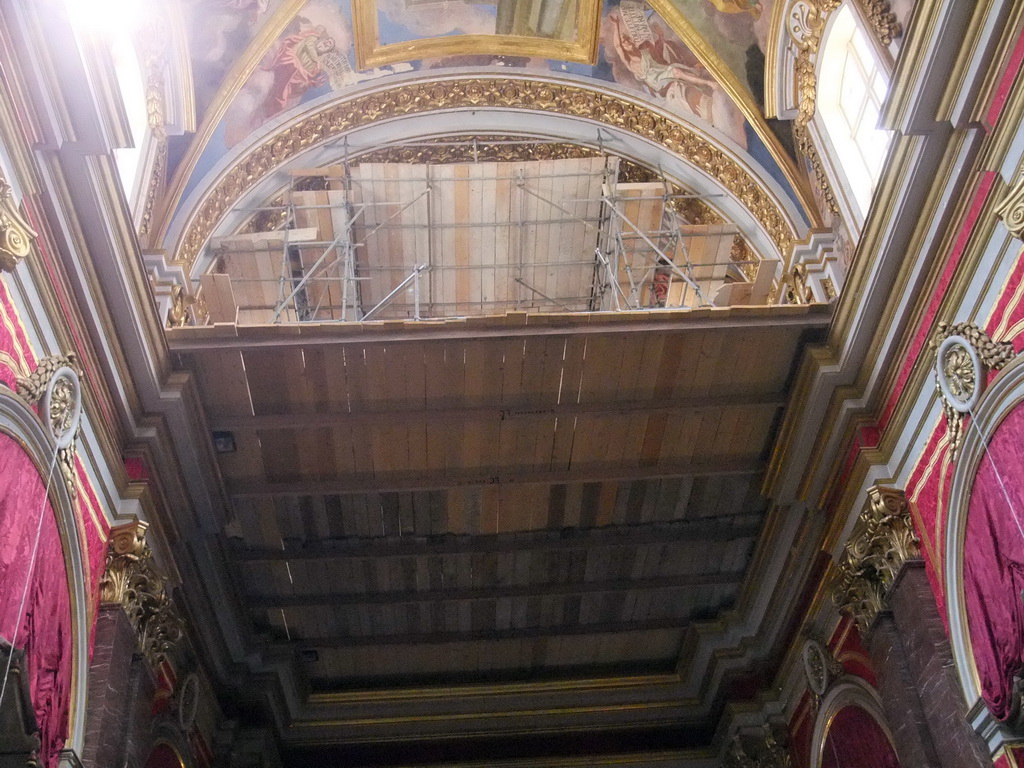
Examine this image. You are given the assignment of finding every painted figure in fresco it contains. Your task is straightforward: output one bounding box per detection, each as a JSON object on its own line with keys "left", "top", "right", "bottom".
{"left": 605, "top": 3, "right": 717, "bottom": 118}
{"left": 258, "top": 23, "right": 336, "bottom": 122}
{"left": 706, "top": 0, "right": 763, "bottom": 19}
{"left": 600, "top": 1, "right": 747, "bottom": 147}
{"left": 216, "top": 0, "right": 271, "bottom": 25}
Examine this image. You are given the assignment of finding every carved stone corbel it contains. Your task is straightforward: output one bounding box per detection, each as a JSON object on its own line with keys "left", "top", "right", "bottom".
{"left": 16, "top": 354, "right": 83, "bottom": 497}
{"left": 0, "top": 175, "right": 37, "bottom": 273}
{"left": 832, "top": 486, "right": 921, "bottom": 635}
{"left": 931, "top": 322, "right": 1016, "bottom": 462}
{"left": 99, "top": 520, "right": 183, "bottom": 667}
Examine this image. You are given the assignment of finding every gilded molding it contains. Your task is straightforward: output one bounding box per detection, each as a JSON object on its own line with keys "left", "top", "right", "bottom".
{"left": 787, "top": 0, "right": 841, "bottom": 217}
{"left": 175, "top": 79, "right": 796, "bottom": 270}
{"left": 16, "top": 354, "right": 83, "bottom": 497}
{"left": 995, "top": 174, "right": 1024, "bottom": 240}
{"left": 137, "top": 14, "right": 170, "bottom": 242}
{"left": 832, "top": 486, "right": 920, "bottom": 635}
{"left": 0, "top": 174, "right": 38, "bottom": 272}
{"left": 99, "top": 520, "right": 183, "bottom": 667}
{"left": 931, "top": 322, "right": 1016, "bottom": 462}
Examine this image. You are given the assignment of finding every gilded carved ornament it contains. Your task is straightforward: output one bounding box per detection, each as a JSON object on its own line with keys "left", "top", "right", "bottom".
{"left": 832, "top": 486, "right": 921, "bottom": 635}
{"left": 166, "top": 283, "right": 205, "bottom": 328}
{"left": 176, "top": 79, "right": 795, "bottom": 269}
{"left": 787, "top": 0, "right": 841, "bottom": 217}
{"left": 801, "top": 637, "right": 844, "bottom": 701}
{"left": 99, "top": 520, "right": 183, "bottom": 667}
{"left": 724, "top": 724, "right": 793, "bottom": 768}
{"left": 996, "top": 173, "right": 1024, "bottom": 241}
{"left": 859, "top": 0, "right": 901, "bottom": 47}
{"left": 785, "top": 0, "right": 901, "bottom": 219}
{"left": 16, "top": 354, "right": 83, "bottom": 497}
{"left": 0, "top": 175, "right": 37, "bottom": 273}
{"left": 136, "top": 11, "right": 170, "bottom": 243}
{"left": 931, "top": 322, "right": 1015, "bottom": 462}
{"left": 782, "top": 263, "right": 815, "bottom": 304}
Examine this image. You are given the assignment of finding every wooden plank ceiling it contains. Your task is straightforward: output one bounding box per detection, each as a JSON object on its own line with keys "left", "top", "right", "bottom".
{"left": 180, "top": 308, "right": 825, "bottom": 690}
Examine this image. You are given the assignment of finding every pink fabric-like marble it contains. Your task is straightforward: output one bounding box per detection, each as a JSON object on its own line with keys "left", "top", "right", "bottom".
{"left": 0, "top": 433, "right": 73, "bottom": 766}
{"left": 964, "top": 405, "right": 1024, "bottom": 721}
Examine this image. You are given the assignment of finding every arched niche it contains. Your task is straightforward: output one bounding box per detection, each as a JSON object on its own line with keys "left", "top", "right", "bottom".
{"left": 810, "top": 676, "right": 900, "bottom": 768}
{"left": 946, "top": 351, "right": 1024, "bottom": 750}
{"left": 0, "top": 386, "right": 90, "bottom": 765}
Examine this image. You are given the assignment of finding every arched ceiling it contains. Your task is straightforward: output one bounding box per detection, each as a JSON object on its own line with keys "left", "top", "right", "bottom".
{"left": 152, "top": 0, "right": 821, "bottom": 260}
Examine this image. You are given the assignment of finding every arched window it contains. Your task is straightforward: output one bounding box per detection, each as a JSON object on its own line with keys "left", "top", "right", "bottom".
{"left": 817, "top": 4, "right": 891, "bottom": 223}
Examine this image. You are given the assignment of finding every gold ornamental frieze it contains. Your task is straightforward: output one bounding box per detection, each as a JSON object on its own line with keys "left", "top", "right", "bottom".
{"left": 237, "top": 135, "right": 724, "bottom": 236}
{"left": 832, "top": 486, "right": 920, "bottom": 635}
{"left": 174, "top": 78, "right": 798, "bottom": 270}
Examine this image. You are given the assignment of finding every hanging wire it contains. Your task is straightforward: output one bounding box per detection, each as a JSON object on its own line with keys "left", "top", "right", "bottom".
{"left": 0, "top": 445, "right": 61, "bottom": 712}
{"left": 966, "top": 403, "right": 1024, "bottom": 546}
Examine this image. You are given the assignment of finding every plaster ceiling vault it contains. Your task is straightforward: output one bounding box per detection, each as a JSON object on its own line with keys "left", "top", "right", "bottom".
{"left": 137, "top": 0, "right": 848, "bottom": 763}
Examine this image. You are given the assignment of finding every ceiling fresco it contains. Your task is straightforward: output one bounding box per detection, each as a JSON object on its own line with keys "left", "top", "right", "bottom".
{"left": 652, "top": 0, "right": 775, "bottom": 112}
{"left": 182, "top": 0, "right": 293, "bottom": 122}
{"left": 354, "top": 0, "right": 602, "bottom": 67}
{"left": 159, "top": 0, "right": 814, "bottom": 251}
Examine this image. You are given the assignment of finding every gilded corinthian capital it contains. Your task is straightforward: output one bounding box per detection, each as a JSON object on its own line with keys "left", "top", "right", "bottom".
{"left": 832, "top": 486, "right": 921, "bottom": 635}
{"left": 0, "top": 174, "right": 37, "bottom": 272}
{"left": 100, "top": 520, "right": 183, "bottom": 666}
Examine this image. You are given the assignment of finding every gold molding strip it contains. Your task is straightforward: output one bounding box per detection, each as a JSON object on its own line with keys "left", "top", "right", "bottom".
{"left": 172, "top": 77, "right": 799, "bottom": 270}
{"left": 309, "top": 673, "right": 681, "bottom": 705}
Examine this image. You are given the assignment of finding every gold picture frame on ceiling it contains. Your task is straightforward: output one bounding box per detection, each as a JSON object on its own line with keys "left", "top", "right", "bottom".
{"left": 351, "top": 0, "right": 602, "bottom": 70}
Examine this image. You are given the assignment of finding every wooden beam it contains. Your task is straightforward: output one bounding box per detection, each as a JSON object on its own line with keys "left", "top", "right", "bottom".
{"left": 209, "top": 393, "right": 784, "bottom": 431}
{"left": 226, "top": 457, "right": 765, "bottom": 497}
{"left": 167, "top": 305, "right": 832, "bottom": 352}
{"left": 289, "top": 618, "right": 690, "bottom": 648}
{"left": 228, "top": 516, "right": 762, "bottom": 562}
{"left": 247, "top": 572, "right": 743, "bottom": 608}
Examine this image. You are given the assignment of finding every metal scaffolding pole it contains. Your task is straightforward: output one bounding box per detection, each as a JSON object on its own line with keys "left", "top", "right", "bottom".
{"left": 362, "top": 265, "right": 430, "bottom": 321}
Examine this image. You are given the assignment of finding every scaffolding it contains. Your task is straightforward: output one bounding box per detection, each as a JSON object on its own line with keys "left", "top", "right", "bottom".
{"left": 197, "top": 141, "right": 776, "bottom": 325}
